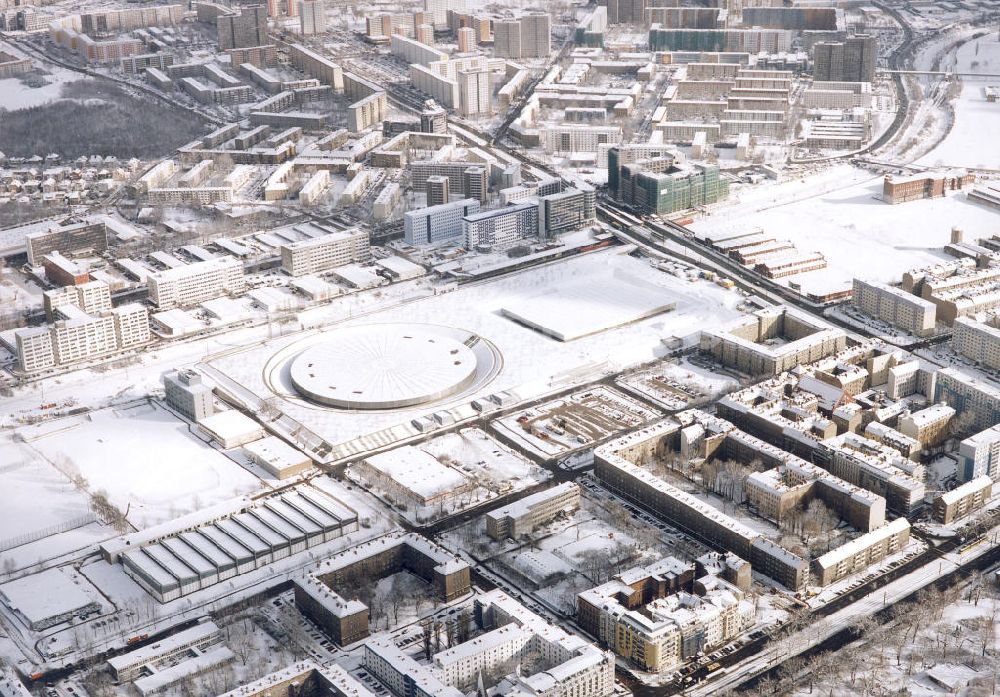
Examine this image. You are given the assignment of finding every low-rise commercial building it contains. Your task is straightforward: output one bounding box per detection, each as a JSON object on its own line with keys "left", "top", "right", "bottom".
{"left": 485, "top": 482, "right": 580, "bottom": 540}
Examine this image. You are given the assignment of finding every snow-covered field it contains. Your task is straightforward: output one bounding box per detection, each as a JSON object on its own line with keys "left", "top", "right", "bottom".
{"left": 17, "top": 401, "right": 263, "bottom": 529}
{"left": 691, "top": 164, "right": 998, "bottom": 294}
{"left": 918, "top": 33, "right": 1000, "bottom": 171}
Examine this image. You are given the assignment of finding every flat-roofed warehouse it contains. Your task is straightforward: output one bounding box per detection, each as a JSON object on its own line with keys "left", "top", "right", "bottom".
{"left": 244, "top": 435, "right": 313, "bottom": 479}
{"left": 116, "top": 488, "right": 358, "bottom": 602}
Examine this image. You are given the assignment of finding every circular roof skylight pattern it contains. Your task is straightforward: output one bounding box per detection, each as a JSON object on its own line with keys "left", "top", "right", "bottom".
{"left": 288, "top": 325, "right": 479, "bottom": 410}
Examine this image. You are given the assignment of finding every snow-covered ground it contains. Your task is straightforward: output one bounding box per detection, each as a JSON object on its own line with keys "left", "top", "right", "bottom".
{"left": 16, "top": 400, "right": 263, "bottom": 530}
{"left": 917, "top": 33, "right": 1000, "bottom": 171}
{"left": 690, "top": 164, "right": 998, "bottom": 295}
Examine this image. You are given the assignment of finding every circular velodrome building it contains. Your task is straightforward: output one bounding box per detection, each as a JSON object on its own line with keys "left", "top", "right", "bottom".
{"left": 288, "top": 324, "right": 479, "bottom": 410}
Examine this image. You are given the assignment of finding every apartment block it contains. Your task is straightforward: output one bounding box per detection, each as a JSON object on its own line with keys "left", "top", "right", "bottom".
{"left": 933, "top": 475, "right": 993, "bottom": 524}
{"left": 813, "top": 35, "right": 876, "bottom": 83}
{"left": 463, "top": 202, "right": 539, "bottom": 251}
{"left": 217, "top": 6, "right": 268, "bottom": 50}
{"left": 295, "top": 533, "right": 471, "bottom": 645}
{"left": 811, "top": 518, "right": 910, "bottom": 586}
{"left": 851, "top": 278, "right": 936, "bottom": 337}
{"left": 958, "top": 425, "right": 1000, "bottom": 483}
{"left": 700, "top": 306, "right": 847, "bottom": 377}
{"left": 289, "top": 43, "right": 344, "bottom": 91}
{"left": 299, "top": 0, "right": 325, "bottom": 35}
{"left": 279, "top": 228, "right": 371, "bottom": 276}
{"left": 404, "top": 198, "right": 480, "bottom": 245}
{"left": 148, "top": 258, "right": 247, "bottom": 310}
{"left": 952, "top": 317, "right": 1000, "bottom": 370}
{"left": 897, "top": 403, "right": 955, "bottom": 448}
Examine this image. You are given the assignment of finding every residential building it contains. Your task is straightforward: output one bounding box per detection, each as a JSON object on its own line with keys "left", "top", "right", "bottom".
{"left": 295, "top": 533, "right": 471, "bottom": 645}
{"left": 217, "top": 6, "right": 268, "bottom": 51}
{"left": 813, "top": 36, "right": 877, "bottom": 82}
{"left": 935, "top": 368, "right": 1000, "bottom": 433}
{"left": 851, "top": 279, "right": 936, "bottom": 337}
{"left": 147, "top": 258, "right": 247, "bottom": 310}
{"left": 811, "top": 518, "right": 910, "bottom": 585}
{"left": 897, "top": 403, "right": 955, "bottom": 448}
{"left": 404, "top": 198, "right": 480, "bottom": 245}
{"left": 299, "top": 0, "right": 325, "bottom": 35}
{"left": 463, "top": 202, "right": 539, "bottom": 250}
{"left": 882, "top": 170, "right": 974, "bottom": 204}
{"left": 700, "top": 306, "right": 847, "bottom": 377}
{"left": 952, "top": 317, "right": 1000, "bottom": 370}
{"left": 932, "top": 476, "right": 993, "bottom": 524}
{"left": 279, "top": 228, "right": 371, "bottom": 276}
{"left": 26, "top": 220, "right": 109, "bottom": 266}
{"left": 461, "top": 166, "right": 487, "bottom": 203}
{"left": 457, "top": 68, "right": 491, "bottom": 116}
{"left": 958, "top": 425, "right": 1000, "bottom": 483}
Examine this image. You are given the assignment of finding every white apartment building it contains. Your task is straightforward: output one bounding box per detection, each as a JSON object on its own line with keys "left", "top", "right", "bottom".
{"left": 14, "top": 328, "right": 56, "bottom": 373}
{"left": 851, "top": 278, "right": 936, "bottom": 337}
{"left": 423, "top": 0, "right": 466, "bottom": 28}
{"left": 410, "top": 64, "right": 460, "bottom": 109}
{"left": 299, "top": 0, "right": 325, "bottom": 35}
{"left": 280, "top": 228, "right": 371, "bottom": 276}
{"left": 458, "top": 68, "right": 492, "bottom": 116}
{"left": 390, "top": 33, "right": 447, "bottom": 65}
{"left": 959, "top": 424, "right": 1000, "bottom": 483}
{"left": 51, "top": 313, "right": 117, "bottom": 366}
{"left": 404, "top": 198, "right": 480, "bottom": 245}
{"left": 112, "top": 303, "right": 152, "bottom": 348}
{"left": 543, "top": 125, "right": 623, "bottom": 154}
{"left": 148, "top": 258, "right": 247, "bottom": 309}
{"left": 463, "top": 202, "right": 539, "bottom": 250}
{"left": 952, "top": 316, "right": 1000, "bottom": 370}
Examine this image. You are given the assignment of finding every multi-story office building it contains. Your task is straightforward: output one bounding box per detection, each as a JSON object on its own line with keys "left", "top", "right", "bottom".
{"left": 485, "top": 482, "right": 580, "bottom": 540}
{"left": 813, "top": 35, "right": 877, "bottom": 82}
{"left": 280, "top": 228, "right": 371, "bottom": 276}
{"left": 932, "top": 475, "right": 993, "bottom": 524}
{"left": 935, "top": 367, "right": 1000, "bottom": 433}
{"left": 148, "top": 258, "right": 247, "bottom": 310}
{"left": 462, "top": 202, "right": 539, "bottom": 250}
{"left": 539, "top": 185, "right": 597, "bottom": 238}
{"left": 617, "top": 162, "right": 728, "bottom": 215}
{"left": 217, "top": 6, "right": 268, "bottom": 51}
{"left": 299, "top": 0, "right": 325, "bottom": 35}
{"left": 958, "top": 425, "right": 1000, "bottom": 483}
{"left": 952, "top": 317, "right": 1000, "bottom": 371}
{"left": 163, "top": 369, "right": 215, "bottom": 421}
{"left": 403, "top": 198, "right": 480, "bottom": 245}
{"left": 425, "top": 175, "right": 450, "bottom": 206}
{"left": 851, "top": 279, "right": 937, "bottom": 337}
